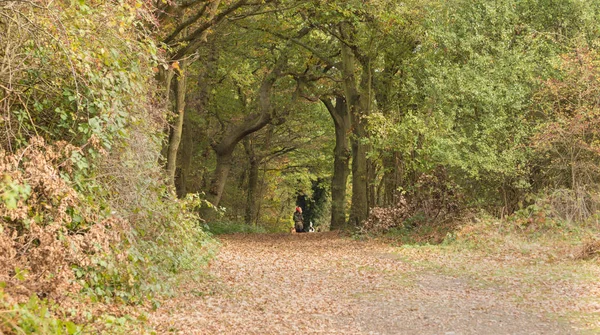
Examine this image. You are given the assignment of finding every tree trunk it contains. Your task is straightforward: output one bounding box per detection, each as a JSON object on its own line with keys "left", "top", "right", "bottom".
{"left": 166, "top": 60, "right": 187, "bottom": 187}
{"left": 176, "top": 115, "right": 194, "bottom": 198}
{"left": 176, "top": 41, "right": 215, "bottom": 198}
{"left": 207, "top": 150, "right": 234, "bottom": 207}
{"left": 322, "top": 97, "right": 350, "bottom": 230}
{"left": 367, "top": 158, "right": 378, "bottom": 209}
{"left": 161, "top": 0, "right": 222, "bottom": 184}
{"left": 339, "top": 23, "right": 370, "bottom": 227}
{"left": 349, "top": 113, "right": 369, "bottom": 226}
{"left": 159, "top": 69, "right": 175, "bottom": 162}
{"left": 204, "top": 113, "right": 270, "bottom": 209}
{"left": 243, "top": 137, "right": 259, "bottom": 225}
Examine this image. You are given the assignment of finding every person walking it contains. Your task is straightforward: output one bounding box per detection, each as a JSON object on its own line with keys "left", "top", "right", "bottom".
{"left": 293, "top": 207, "right": 304, "bottom": 233}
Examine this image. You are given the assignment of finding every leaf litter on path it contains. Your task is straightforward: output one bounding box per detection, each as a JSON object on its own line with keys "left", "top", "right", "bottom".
{"left": 151, "top": 232, "right": 579, "bottom": 334}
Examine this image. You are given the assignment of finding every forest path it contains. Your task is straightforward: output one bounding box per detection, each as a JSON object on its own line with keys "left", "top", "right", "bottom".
{"left": 152, "top": 232, "right": 576, "bottom": 334}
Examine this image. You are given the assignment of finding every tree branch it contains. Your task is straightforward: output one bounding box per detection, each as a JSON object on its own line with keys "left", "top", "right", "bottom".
{"left": 172, "top": 0, "right": 249, "bottom": 60}
{"left": 163, "top": 3, "right": 209, "bottom": 45}
{"left": 321, "top": 97, "right": 342, "bottom": 127}
{"left": 227, "top": 2, "right": 307, "bottom": 21}
{"left": 233, "top": 22, "right": 339, "bottom": 67}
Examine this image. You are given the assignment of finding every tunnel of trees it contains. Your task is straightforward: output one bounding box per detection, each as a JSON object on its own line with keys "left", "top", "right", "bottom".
{"left": 1, "top": 0, "right": 600, "bottom": 332}
{"left": 158, "top": 0, "right": 600, "bottom": 233}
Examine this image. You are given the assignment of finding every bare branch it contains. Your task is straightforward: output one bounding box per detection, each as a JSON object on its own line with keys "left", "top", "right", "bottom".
{"left": 172, "top": 0, "right": 249, "bottom": 60}
{"left": 163, "top": 2, "right": 209, "bottom": 45}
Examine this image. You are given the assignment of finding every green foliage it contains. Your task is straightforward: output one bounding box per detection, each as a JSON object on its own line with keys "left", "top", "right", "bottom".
{"left": 0, "top": 289, "right": 83, "bottom": 335}
{"left": 1, "top": 0, "right": 158, "bottom": 153}
{"left": 201, "top": 22, "right": 336, "bottom": 228}
{"left": 1, "top": 176, "right": 31, "bottom": 210}
{"left": 4, "top": 0, "right": 598, "bottom": 331}
{"left": 72, "top": 189, "right": 218, "bottom": 305}
{"left": 531, "top": 49, "right": 600, "bottom": 187}
{"left": 363, "top": 0, "right": 599, "bottom": 216}
{"left": 417, "top": 0, "right": 545, "bottom": 178}
{"left": 298, "top": 179, "right": 330, "bottom": 230}
{"left": 1, "top": 0, "right": 216, "bottom": 333}
{"left": 0, "top": 287, "right": 156, "bottom": 335}
{"left": 132, "top": 193, "right": 217, "bottom": 275}
{"left": 204, "top": 220, "right": 268, "bottom": 235}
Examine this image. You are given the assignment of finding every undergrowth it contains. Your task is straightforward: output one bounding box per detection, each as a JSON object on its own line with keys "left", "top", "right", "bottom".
{"left": 0, "top": 1, "right": 216, "bottom": 333}
{"left": 204, "top": 220, "right": 268, "bottom": 235}
{"left": 0, "top": 289, "right": 82, "bottom": 335}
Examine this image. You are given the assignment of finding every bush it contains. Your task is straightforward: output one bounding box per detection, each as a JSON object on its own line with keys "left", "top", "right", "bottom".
{"left": 0, "top": 288, "right": 83, "bottom": 335}
{"left": 363, "top": 167, "right": 463, "bottom": 234}
{"left": 204, "top": 220, "right": 268, "bottom": 235}
{"left": 0, "top": 0, "right": 216, "bottom": 332}
{"left": 528, "top": 48, "right": 600, "bottom": 223}
{"left": 511, "top": 189, "right": 600, "bottom": 229}
{"left": 0, "top": 138, "right": 123, "bottom": 302}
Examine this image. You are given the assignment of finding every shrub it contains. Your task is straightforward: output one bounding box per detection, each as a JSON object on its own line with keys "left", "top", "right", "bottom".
{"left": 205, "top": 220, "right": 268, "bottom": 235}
{"left": 0, "top": 288, "right": 83, "bottom": 335}
{"left": 0, "top": 0, "right": 215, "bottom": 332}
{"left": 0, "top": 138, "right": 124, "bottom": 302}
{"left": 363, "top": 167, "right": 463, "bottom": 234}
{"left": 529, "top": 48, "right": 600, "bottom": 223}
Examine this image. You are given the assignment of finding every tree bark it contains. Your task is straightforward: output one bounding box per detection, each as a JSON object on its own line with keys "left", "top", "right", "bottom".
{"left": 161, "top": 0, "right": 223, "bottom": 185}
{"left": 339, "top": 23, "right": 370, "bottom": 226}
{"left": 206, "top": 114, "right": 269, "bottom": 208}
{"left": 176, "top": 41, "right": 215, "bottom": 198}
{"left": 208, "top": 150, "right": 234, "bottom": 208}
{"left": 349, "top": 110, "right": 369, "bottom": 226}
{"left": 322, "top": 97, "right": 350, "bottom": 230}
{"left": 159, "top": 69, "right": 175, "bottom": 161}
{"left": 166, "top": 60, "right": 187, "bottom": 187}
{"left": 243, "top": 137, "right": 259, "bottom": 225}
{"left": 367, "top": 159, "right": 378, "bottom": 209}
{"left": 176, "top": 114, "right": 194, "bottom": 198}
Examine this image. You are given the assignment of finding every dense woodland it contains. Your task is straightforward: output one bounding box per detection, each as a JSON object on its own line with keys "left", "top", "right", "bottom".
{"left": 1, "top": 0, "right": 600, "bottom": 333}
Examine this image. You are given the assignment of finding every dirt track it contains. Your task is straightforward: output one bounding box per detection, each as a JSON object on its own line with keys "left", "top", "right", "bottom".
{"left": 152, "top": 232, "right": 577, "bottom": 334}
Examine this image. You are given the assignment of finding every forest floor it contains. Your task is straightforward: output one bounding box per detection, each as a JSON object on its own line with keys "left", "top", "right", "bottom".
{"left": 151, "top": 232, "right": 600, "bottom": 334}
